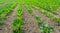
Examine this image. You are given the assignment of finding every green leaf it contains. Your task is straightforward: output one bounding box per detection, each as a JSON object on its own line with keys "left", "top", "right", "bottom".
{"left": 13, "top": 28, "right": 22, "bottom": 33}
{"left": 54, "top": 18, "right": 60, "bottom": 23}
{"left": 49, "top": 27, "right": 54, "bottom": 32}
{"left": 1, "top": 13, "right": 7, "bottom": 18}
{"left": 35, "top": 16, "right": 42, "bottom": 23}
{"left": 44, "top": 24, "right": 48, "bottom": 27}
{"left": 12, "top": 18, "right": 24, "bottom": 29}
{"left": 0, "top": 18, "right": 3, "bottom": 24}
{"left": 39, "top": 24, "right": 54, "bottom": 33}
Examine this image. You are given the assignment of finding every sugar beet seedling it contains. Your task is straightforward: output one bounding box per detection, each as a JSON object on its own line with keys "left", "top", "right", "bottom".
{"left": 35, "top": 16, "right": 43, "bottom": 23}
{"left": 39, "top": 24, "right": 54, "bottom": 33}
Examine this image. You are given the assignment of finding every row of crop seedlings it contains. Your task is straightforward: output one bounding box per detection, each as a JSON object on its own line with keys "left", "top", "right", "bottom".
{"left": 12, "top": 4, "right": 24, "bottom": 33}
{"left": 31, "top": 5, "right": 60, "bottom": 25}
{"left": 29, "top": 4, "right": 54, "bottom": 33}
{"left": 23, "top": 1, "right": 57, "bottom": 15}
{"left": 25, "top": 4, "right": 43, "bottom": 23}
{"left": 0, "top": 2, "right": 17, "bottom": 24}
{"left": 30, "top": 1, "right": 58, "bottom": 15}
{"left": 30, "top": 5, "right": 44, "bottom": 23}
{"left": 39, "top": 8, "right": 60, "bottom": 24}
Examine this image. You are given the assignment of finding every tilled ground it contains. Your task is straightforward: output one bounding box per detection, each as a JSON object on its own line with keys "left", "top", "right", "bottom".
{"left": 0, "top": 3, "right": 60, "bottom": 33}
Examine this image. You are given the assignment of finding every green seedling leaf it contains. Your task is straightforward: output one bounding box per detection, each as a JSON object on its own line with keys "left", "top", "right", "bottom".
{"left": 0, "top": 13, "right": 7, "bottom": 18}
{"left": 12, "top": 18, "right": 24, "bottom": 29}
{"left": 0, "top": 18, "right": 3, "bottom": 24}
{"left": 35, "top": 16, "right": 42, "bottom": 23}
{"left": 49, "top": 27, "right": 54, "bottom": 32}
{"left": 44, "top": 24, "right": 48, "bottom": 27}
{"left": 16, "top": 5, "right": 23, "bottom": 16}
{"left": 39, "top": 24, "right": 54, "bottom": 33}
{"left": 13, "top": 28, "right": 22, "bottom": 33}
{"left": 16, "top": 9, "right": 23, "bottom": 16}
{"left": 54, "top": 17, "right": 60, "bottom": 23}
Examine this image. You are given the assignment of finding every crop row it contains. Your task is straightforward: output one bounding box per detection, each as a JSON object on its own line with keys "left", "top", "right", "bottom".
{"left": 31, "top": 4, "right": 58, "bottom": 15}
{"left": 30, "top": 5, "right": 60, "bottom": 24}
{"left": 31, "top": 0, "right": 60, "bottom": 11}
{"left": 12, "top": 5, "right": 24, "bottom": 33}
{"left": 34, "top": 6, "right": 60, "bottom": 24}
{"left": 38, "top": 8, "right": 60, "bottom": 23}
{"left": 0, "top": 2, "right": 17, "bottom": 24}
{"left": 25, "top": 0, "right": 59, "bottom": 15}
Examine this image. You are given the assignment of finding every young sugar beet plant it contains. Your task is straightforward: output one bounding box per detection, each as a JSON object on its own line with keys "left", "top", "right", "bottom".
{"left": 0, "top": 18, "right": 3, "bottom": 24}
{"left": 12, "top": 18, "right": 24, "bottom": 33}
{"left": 53, "top": 17, "right": 60, "bottom": 26}
{"left": 12, "top": 5, "right": 24, "bottom": 33}
{"left": 35, "top": 15, "right": 43, "bottom": 23}
{"left": 39, "top": 24, "right": 54, "bottom": 33}
{"left": 54, "top": 17, "right": 60, "bottom": 23}
{"left": 25, "top": 4, "right": 34, "bottom": 15}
